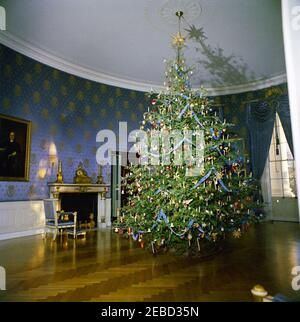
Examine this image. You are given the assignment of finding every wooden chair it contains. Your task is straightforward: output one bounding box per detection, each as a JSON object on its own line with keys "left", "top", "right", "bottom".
{"left": 43, "top": 199, "right": 77, "bottom": 240}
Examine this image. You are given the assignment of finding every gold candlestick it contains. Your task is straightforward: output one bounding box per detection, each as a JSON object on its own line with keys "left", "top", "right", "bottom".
{"left": 56, "top": 160, "right": 64, "bottom": 183}
{"left": 96, "top": 164, "right": 104, "bottom": 184}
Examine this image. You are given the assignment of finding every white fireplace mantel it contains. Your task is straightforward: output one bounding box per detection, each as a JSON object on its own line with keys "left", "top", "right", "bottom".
{"left": 48, "top": 183, "right": 111, "bottom": 228}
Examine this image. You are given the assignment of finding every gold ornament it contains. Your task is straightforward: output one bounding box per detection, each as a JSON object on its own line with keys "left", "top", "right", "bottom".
{"left": 215, "top": 172, "right": 223, "bottom": 180}
{"left": 233, "top": 230, "right": 242, "bottom": 238}
{"left": 56, "top": 160, "right": 64, "bottom": 183}
{"left": 211, "top": 233, "right": 218, "bottom": 242}
{"left": 96, "top": 164, "right": 104, "bottom": 184}
{"left": 251, "top": 285, "right": 268, "bottom": 302}
{"left": 183, "top": 199, "right": 193, "bottom": 207}
{"left": 172, "top": 32, "right": 185, "bottom": 48}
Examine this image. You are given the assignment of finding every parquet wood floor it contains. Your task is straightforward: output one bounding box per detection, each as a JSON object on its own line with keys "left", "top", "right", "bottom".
{"left": 0, "top": 222, "right": 300, "bottom": 302}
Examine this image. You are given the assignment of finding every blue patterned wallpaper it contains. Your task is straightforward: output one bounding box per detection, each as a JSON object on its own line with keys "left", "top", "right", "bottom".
{"left": 0, "top": 44, "right": 147, "bottom": 201}
{"left": 0, "top": 44, "right": 289, "bottom": 201}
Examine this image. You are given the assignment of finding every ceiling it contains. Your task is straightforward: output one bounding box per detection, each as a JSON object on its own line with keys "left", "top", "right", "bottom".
{"left": 0, "top": 0, "right": 286, "bottom": 95}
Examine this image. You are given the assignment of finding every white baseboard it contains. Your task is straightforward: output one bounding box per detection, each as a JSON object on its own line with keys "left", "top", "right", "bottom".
{"left": 0, "top": 198, "right": 113, "bottom": 240}
{"left": 0, "top": 228, "right": 45, "bottom": 241}
{"left": 0, "top": 200, "right": 45, "bottom": 240}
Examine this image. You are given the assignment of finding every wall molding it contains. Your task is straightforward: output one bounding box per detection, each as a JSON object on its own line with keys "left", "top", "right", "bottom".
{"left": 0, "top": 200, "right": 45, "bottom": 240}
{"left": 0, "top": 228, "right": 44, "bottom": 241}
{"left": 207, "top": 74, "right": 287, "bottom": 96}
{"left": 271, "top": 217, "right": 299, "bottom": 223}
{"left": 0, "top": 31, "right": 287, "bottom": 96}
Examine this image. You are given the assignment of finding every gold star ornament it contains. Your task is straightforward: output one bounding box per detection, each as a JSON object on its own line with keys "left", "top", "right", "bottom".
{"left": 172, "top": 32, "right": 185, "bottom": 48}
{"left": 233, "top": 230, "right": 242, "bottom": 239}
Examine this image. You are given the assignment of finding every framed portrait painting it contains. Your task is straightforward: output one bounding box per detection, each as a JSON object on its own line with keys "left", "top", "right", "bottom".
{"left": 0, "top": 114, "right": 31, "bottom": 181}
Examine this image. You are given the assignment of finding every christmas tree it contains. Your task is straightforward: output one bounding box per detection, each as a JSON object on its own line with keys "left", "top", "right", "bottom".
{"left": 115, "top": 12, "right": 262, "bottom": 254}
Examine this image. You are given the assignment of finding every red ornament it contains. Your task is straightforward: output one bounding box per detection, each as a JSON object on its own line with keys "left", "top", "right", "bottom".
{"left": 151, "top": 99, "right": 157, "bottom": 105}
{"left": 232, "top": 162, "right": 239, "bottom": 172}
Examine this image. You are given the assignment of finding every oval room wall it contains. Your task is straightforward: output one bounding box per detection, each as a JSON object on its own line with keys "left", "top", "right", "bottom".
{"left": 0, "top": 44, "right": 290, "bottom": 239}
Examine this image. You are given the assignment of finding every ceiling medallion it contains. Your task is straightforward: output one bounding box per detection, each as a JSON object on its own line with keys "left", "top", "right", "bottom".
{"left": 145, "top": 0, "right": 202, "bottom": 32}
{"left": 159, "top": 0, "right": 202, "bottom": 25}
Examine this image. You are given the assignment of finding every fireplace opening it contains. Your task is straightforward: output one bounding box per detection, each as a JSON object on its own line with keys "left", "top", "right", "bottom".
{"left": 60, "top": 193, "right": 98, "bottom": 228}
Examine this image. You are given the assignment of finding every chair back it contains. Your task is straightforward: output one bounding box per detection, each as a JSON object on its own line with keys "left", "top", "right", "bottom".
{"left": 43, "top": 199, "right": 59, "bottom": 223}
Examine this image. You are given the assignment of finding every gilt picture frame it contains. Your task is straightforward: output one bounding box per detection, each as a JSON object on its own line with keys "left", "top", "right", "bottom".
{"left": 0, "top": 113, "right": 31, "bottom": 181}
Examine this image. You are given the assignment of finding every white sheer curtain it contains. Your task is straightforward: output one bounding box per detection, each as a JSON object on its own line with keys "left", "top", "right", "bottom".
{"left": 261, "top": 159, "right": 272, "bottom": 220}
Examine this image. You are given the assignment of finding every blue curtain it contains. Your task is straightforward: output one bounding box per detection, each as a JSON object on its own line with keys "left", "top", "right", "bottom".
{"left": 277, "top": 97, "right": 294, "bottom": 156}
{"left": 247, "top": 101, "right": 276, "bottom": 180}
{"left": 247, "top": 97, "right": 294, "bottom": 180}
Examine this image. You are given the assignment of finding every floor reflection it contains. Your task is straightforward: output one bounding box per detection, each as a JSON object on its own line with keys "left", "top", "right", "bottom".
{"left": 0, "top": 222, "right": 299, "bottom": 302}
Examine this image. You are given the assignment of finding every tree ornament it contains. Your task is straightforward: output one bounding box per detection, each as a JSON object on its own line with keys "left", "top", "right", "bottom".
{"left": 183, "top": 199, "right": 193, "bottom": 207}
{"left": 233, "top": 230, "right": 242, "bottom": 239}
{"left": 172, "top": 32, "right": 185, "bottom": 48}
{"left": 232, "top": 162, "right": 239, "bottom": 172}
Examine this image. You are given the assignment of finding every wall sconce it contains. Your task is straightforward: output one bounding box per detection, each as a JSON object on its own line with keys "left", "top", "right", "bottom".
{"left": 49, "top": 143, "right": 58, "bottom": 171}
{"left": 37, "top": 159, "right": 47, "bottom": 180}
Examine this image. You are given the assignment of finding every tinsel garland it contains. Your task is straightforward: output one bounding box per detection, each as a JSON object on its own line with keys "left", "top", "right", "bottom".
{"left": 130, "top": 209, "right": 204, "bottom": 241}
{"left": 192, "top": 166, "right": 232, "bottom": 192}
{"left": 128, "top": 208, "right": 257, "bottom": 244}
{"left": 154, "top": 165, "right": 232, "bottom": 195}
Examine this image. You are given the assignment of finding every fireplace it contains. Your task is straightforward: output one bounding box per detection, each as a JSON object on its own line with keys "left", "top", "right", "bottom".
{"left": 48, "top": 183, "right": 111, "bottom": 228}
{"left": 60, "top": 193, "right": 97, "bottom": 227}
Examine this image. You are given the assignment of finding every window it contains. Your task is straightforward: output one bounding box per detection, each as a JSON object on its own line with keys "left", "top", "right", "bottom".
{"left": 0, "top": 6, "right": 6, "bottom": 31}
{"left": 269, "top": 113, "right": 296, "bottom": 198}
